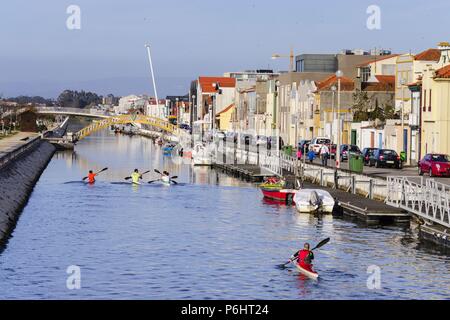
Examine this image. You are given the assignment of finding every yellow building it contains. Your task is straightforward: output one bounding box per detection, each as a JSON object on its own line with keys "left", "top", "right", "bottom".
{"left": 421, "top": 63, "right": 450, "bottom": 155}
{"left": 216, "top": 103, "right": 235, "bottom": 131}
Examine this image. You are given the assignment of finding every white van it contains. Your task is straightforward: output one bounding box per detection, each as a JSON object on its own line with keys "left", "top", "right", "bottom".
{"left": 310, "top": 137, "right": 331, "bottom": 154}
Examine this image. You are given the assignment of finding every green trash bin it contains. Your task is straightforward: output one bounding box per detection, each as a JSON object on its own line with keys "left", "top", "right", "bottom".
{"left": 400, "top": 151, "right": 406, "bottom": 162}
{"left": 283, "top": 145, "right": 293, "bottom": 156}
{"left": 349, "top": 154, "right": 364, "bottom": 174}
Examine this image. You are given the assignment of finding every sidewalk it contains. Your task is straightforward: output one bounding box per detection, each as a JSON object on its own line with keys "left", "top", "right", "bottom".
{"left": 0, "top": 132, "right": 41, "bottom": 156}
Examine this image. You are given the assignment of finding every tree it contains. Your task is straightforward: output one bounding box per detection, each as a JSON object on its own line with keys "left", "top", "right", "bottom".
{"left": 352, "top": 90, "right": 371, "bottom": 122}
{"left": 57, "top": 90, "right": 102, "bottom": 108}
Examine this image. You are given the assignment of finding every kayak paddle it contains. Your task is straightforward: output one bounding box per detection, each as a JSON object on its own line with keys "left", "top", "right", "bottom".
{"left": 82, "top": 167, "right": 108, "bottom": 181}
{"left": 148, "top": 176, "right": 178, "bottom": 184}
{"left": 279, "top": 237, "right": 330, "bottom": 268}
{"left": 124, "top": 170, "right": 151, "bottom": 180}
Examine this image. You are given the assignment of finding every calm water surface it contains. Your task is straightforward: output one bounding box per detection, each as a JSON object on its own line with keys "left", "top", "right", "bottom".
{"left": 0, "top": 130, "right": 449, "bottom": 299}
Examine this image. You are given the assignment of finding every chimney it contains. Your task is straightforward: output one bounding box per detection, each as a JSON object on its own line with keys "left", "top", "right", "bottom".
{"left": 438, "top": 41, "right": 450, "bottom": 66}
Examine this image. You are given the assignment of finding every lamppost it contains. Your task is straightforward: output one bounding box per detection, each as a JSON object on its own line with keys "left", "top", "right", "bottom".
{"left": 335, "top": 70, "right": 343, "bottom": 169}
{"left": 400, "top": 78, "right": 406, "bottom": 160}
{"left": 331, "top": 85, "right": 337, "bottom": 144}
{"left": 191, "top": 94, "right": 196, "bottom": 147}
{"left": 256, "top": 94, "right": 260, "bottom": 137}
{"left": 211, "top": 82, "right": 221, "bottom": 134}
{"left": 175, "top": 97, "right": 179, "bottom": 126}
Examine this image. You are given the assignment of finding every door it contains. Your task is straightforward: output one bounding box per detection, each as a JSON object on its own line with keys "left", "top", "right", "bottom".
{"left": 378, "top": 133, "right": 383, "bottom": 149}
{"left": 351, "top": 130, "right": 357, "bottom": 145}
{"left": 403, "top": 129, "right": 408, "bottom": 154}
{"left": 370, "top": 132, "right": 375, "bottom": 148}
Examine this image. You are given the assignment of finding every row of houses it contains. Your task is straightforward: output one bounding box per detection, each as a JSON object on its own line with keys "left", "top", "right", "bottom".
{"left": 185, "top": 42, "right": 450, "bottom": 165}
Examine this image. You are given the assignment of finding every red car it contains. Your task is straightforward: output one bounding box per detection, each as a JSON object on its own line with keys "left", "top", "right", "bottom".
{"left": 418, "top": 154, "right": 450, "bottom": 177}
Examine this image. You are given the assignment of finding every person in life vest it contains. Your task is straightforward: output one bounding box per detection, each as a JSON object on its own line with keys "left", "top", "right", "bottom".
{"left": 131, "top": 169, "right": 142, "bottom": 184}
{"left": 87, "top": 170, "right": 97, "bottom": 184}
{"left": 161, "top": 171, "right": 170, "bottom": 184}
{"left": 296, "top": 243, "right": 315, "bottom": 272}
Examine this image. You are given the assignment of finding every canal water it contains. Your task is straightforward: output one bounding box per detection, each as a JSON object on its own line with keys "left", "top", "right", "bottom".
{"left": 0, "top": 130, "right": 449, "bottom": 299}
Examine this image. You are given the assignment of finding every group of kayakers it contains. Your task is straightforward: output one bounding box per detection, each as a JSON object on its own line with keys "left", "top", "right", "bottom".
{"left": 86, "top": 168, "right": 171, "bottom": 184}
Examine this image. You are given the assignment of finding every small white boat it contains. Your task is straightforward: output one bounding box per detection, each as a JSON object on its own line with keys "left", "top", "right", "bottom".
{"left": 293, "top": 189, "right": 335, "bottom": 214}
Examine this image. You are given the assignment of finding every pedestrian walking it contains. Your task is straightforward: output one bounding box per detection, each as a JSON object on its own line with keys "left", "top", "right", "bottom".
{"left": 296, "top": 148, "right": 302, "bottom": 160}
{"left": 307, "top": 147, "right": 315, "bottom": 163}
{"left": 320, "top": 144, "right": 330, "bottom": 167}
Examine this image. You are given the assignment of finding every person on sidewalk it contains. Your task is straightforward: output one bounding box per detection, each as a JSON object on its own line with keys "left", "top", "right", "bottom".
{"left": 320, "top": 144, "right": 330, "bottom": 167}
{"left": 307, "top": 147, "right": 315, "bottom": 163}
{"left": 296, "top": 148, "right": 302, "bottom": 160}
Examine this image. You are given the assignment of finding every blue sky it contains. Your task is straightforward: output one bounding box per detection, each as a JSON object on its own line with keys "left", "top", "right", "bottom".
{"left": 0, "top": 0, "right": 449, "bottom": 98}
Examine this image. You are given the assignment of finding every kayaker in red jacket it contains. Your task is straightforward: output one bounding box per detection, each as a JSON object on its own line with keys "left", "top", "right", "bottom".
{"left": 87, "top": 170, "right": 97, "bottom": 184}
{"left": 297, "top": 243, "right": 315, "bottom": 272}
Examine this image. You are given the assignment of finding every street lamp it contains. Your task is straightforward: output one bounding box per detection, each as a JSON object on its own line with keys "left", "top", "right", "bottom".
{"left": 335, "top": 70, "right": 343, "bottom": 169}
{"left": 400, "top": 78, "right": 406, "bottom": 159}
{"left": 331, "top": 85, "right": 337, "bottom": 145}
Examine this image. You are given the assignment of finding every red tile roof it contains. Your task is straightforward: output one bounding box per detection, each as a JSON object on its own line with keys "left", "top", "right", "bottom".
{"left": 316, "top": 75, "right": 354, "bottom": 91}
{"left": 415, "top": 49, "right": 441, "bottom": 62}
{"left": 375, "top": 75, "right": 395, "bottom": 85}
{"left": 434, "top": 64, "right": 450, "bottom": 79}
{"left": 199, "top": 77, "right": 236, "bottom": 93}
{"left": 357, "top": 54, "right": 399, "bottom": 67}
{"left": 216, "top": 103, "right": 235, "bottom": 116}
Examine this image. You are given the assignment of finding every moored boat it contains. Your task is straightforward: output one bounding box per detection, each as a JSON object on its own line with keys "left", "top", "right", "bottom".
{"left": 293, "top": 189, "right": 335, "bottom": 214}
{"left": 260, "top": 186, "right": 296, "bottom": 204}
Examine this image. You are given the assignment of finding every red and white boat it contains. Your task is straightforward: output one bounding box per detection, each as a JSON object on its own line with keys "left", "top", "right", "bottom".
{"left": 260, "top": 186, "right": 296, "bottom": 204}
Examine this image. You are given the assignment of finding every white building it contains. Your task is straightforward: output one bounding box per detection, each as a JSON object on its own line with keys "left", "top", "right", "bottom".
{"left": 115, "top": 95, "right": 146, "bottom": 114}
{"left": 146, "top": 99, "right": 167, "bottom": 119}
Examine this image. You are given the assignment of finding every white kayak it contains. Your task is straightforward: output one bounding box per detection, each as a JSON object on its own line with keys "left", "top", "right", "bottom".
{"left": 293, "top": 261, "right": 319, "bottom": 280}
{"left": 293, "top": 189, "right": 335, "bottom": 214}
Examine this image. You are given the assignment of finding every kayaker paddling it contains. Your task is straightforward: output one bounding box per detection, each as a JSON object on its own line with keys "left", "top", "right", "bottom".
{"left": 161, "top": 171, "right": 170, "bottom": 184}
{"left": 279, "top": 237, "right": 330, "bottom": 279}
{"left": 295, "top": 243, "right": 315, "bottom": 273}
{"left": 82, "top": 167, "right": 108, "bottom": 184}
{"left": 87, "top": 170, "right": 97, "bottom": 184}
{"left": 131, "top": 169, "right": 142, "bottom": 185}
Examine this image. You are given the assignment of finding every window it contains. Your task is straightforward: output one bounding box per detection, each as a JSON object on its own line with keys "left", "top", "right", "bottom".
{"left": 423, "top": 89, "right": 427, "bottom": 112}
{"left": 429, "top": 89, "right": 432, "bottom": 112}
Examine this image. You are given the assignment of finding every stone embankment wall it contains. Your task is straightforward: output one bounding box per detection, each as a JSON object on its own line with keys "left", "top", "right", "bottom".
{"left": 0, "top": 139, "right": 55, "bottom": 244}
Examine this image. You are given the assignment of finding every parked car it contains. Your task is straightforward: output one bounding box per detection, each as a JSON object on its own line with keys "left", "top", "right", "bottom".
{"left": 214, "top": 130, "right": 226, "bottom": 140}
{"left": 362, "top": 148, "right": 379, "bottom": 165}
{"left": 418, "top": 154, "right": 450, "bottom": 177}
{"left": 339, "top": 144, "right": 362, "bottom": 161}
{"left": 310, "top": 137, "right": 331, "bottom": 154}
{"left": 368, "top": 149, "right": 402, "bottom": 169}
{"left": 329, "top": 144, "right": 337, "bottom": 159}
{"left": 225, "top": 132, "right": 236, "bottom": 143}
{"left": 256, "top": 135, "right": 267, "bottom": 146}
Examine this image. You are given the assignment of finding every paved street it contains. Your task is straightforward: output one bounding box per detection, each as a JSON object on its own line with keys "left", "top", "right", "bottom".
{"left": 304, "top": 156, "right": 450, "bottom": 185}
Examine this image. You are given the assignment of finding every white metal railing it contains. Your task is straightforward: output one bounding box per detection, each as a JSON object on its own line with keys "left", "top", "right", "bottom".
{"left": 386, "top": 176, "right": 450, "bottom": 228}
